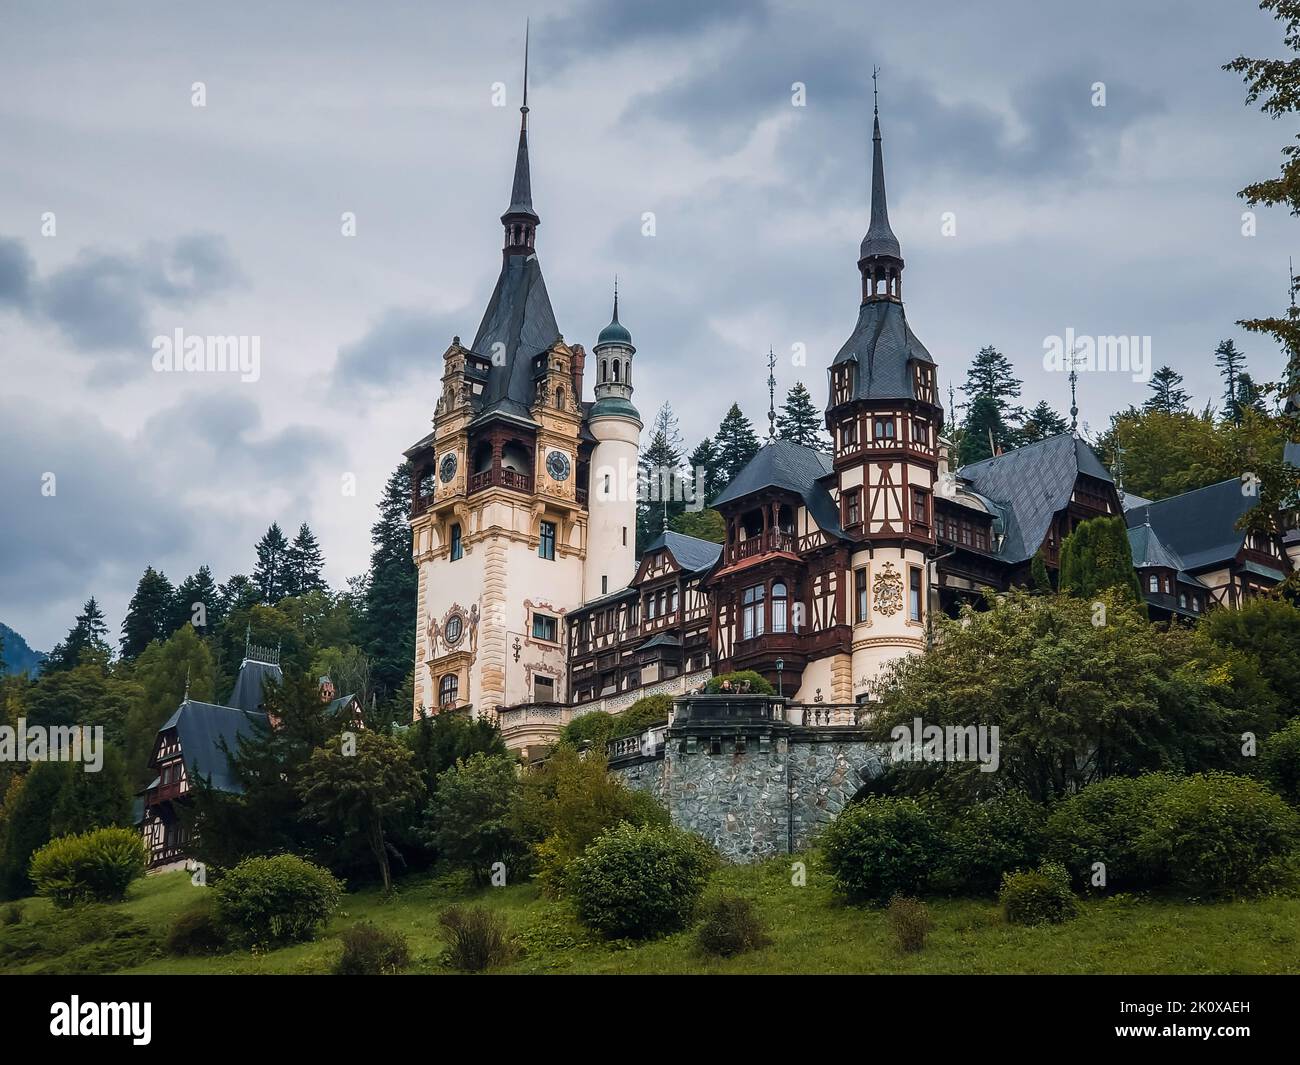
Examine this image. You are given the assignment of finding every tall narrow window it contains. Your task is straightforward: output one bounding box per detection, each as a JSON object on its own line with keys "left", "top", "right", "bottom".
{"left": 741, "top": 584, "right": 766, "bottom": 640}
{"left": 874, "top": 417, "right": 895, "bottom": 441}
{"left": 911, "top": 487, "right": 928, "bottom": 524}
{"left": 539, "top": 520, "right": 556, "bottom": 560}
{"left": 909, "top": 567, "right": 923, "bottom": 622}
{"left": 439, "top": 674, "right": 458, "bottom": 709}
{"left": 844, "top": 489, "right": 862, "bottom": 527}
{"left": 1148, "top": 574, "right": 1158, "bottom": 593}
{"left": 772, "top": 582, "right": 788, "bottom": 633}
{"left": 855, "top": 568, "right": 868, "bottom": 622}
{"left": 602, "top": 575, "right": 608, "bottom": 595}
{"left": 450, "top": 524, "right": 463, "bottom": 561}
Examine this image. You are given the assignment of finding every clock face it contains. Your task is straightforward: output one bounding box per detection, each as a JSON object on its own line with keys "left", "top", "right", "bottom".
{"left": 546, "top": 450, "right": 571, "bottom": 482}
{"left": 439, "top": 453, "right": 457, "bottom": 483}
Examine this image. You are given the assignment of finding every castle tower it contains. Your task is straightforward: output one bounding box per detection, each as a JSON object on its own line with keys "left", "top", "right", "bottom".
{"left": 405, "top": 34, "right": 587, "bottom": 719}
{"left": 584, "top": 285, "right": 642, "bottom": 602}
{"left": 826, "top": 84, "right": 944, "bottom": 698}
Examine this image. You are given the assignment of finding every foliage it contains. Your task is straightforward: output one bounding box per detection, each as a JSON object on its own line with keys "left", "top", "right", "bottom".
{"left": 1046, "top": 773, "right": 1180, "bottom": 892}
{"left": 685, "top": 436, "right": 724, "bottom": 506}
{"left": 0, "top": 904, "right": 159, "bottom": 975}
{"left": 1200, "top": 598, "right": 1300, "bottom": 721}
{"left": 405, "top": 710, "right": 506, "bottom": 793}
{"left": 957, "top": 394, "right": 1004, "bottom": 465}
{"left": 1144, "top": 366, "right": 1191, "bottom": 414}
{"left": 638, "top": 401, "right": 686, "bottom": 548}
{"left": 776, "top": 382, "right": 829, "bottom": 448}
{"left": 0, "top": 763, "right": 64, "bottom": 899}
{"left": 696, "top": 893, "right": 771, "bottom": 957}
{"left": 48, "top": 750, "right": 133, "bottom": 838}
{"left": 557, "top": 711, "right": 616, "bottom": 748}
{"left": 298, "top": 730, "right": 425, "bottom": 893}
{"left": 2, "top": 902, "right": 21, "bottom": 925}
{"left": 44, "top": 597, "right": 111, "bottom": 674}
{"left": 426, "top": 753, "right": 527, "bottom": 885}
{"left": 1029, "top": 552, "right": 1051, "bottom": 593}
{"left": 1134, "top": 772, "right": 1300, "bottom": 898}
{"left": 29, "top": 827, "right": 145, "bottom": 907}
{"left": 361, "top": 463, "right": 418, "bottom": 703}
{"left": 569, "top": 822, "right": 716, "bottom": 939}
{"left": 252, "top": 522, "right": 293, "bottom": 603}
{"left": 868, "top": 591, "right": 1272, "bottom": 803}
{"left": 704, "top": 670, "right": 775, "bottom": 695}
{"left": 119, "top": 566, "right": 177, "bottom": 660}
{"left": 438, "top": 904, "right": 516, "bottom": 972}
{"left": 713, "top": 402, "right": 761, "bottom": 484}
{"left": 1058, "top": 516, "right": 1144, "bottom": 606}
{"left": 170, "top": 565, "right": 221, "bottom": 636}
{"left": 124, "top": 624, "right": 214, "bottom": 782}
{"left": 612, "top": 693, "right": 674, "bottom": 737}
{"left": 334, "top": 921, "right": 410, "bottom": 974}
{"left": 24, "top": 659, "right": 140, "bottom": 752}
{"left": 886, "top": 894, "right": 933, "bottom": 952}
{"left": 212, "top": 854, "right": 343, "bottom": 947}
{"left": 669, "top": 506, "right": 726, "bottom": 544}
{"left": 165, "top": 900, "right": 226, "bottom": 956}
{"left": 1000, "top": 861, "right": 1078, "bottom": 926}
{"left": 285, "top": 522, "right": 327, "bottom": 597}
{"left": 1261, "top": 719, "right": 1300, "bottom": 806}
{"left": 939, "top": 792, "right": 1047, "bottom": 896}
{"left": 514, "top": 746, "right": 669, "bottom": 895}
{"left": 1018, "top": 400, "right": 1069, "bottom": 443}
{"left": 820, "top": 797, "right": 944, "bottom": 904}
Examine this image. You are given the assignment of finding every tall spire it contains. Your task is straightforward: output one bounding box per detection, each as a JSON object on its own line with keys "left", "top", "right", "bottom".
{"left": 766, "top": 347, "right": 778, "bottom": 442}
{"left": 859, "top": 67, "right": 903, "bottom": 302}
{"left": 502, "top": 22, "right": 539, "bottom": 254}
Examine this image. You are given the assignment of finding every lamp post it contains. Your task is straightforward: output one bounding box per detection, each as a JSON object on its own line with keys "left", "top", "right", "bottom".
{"left": 776, "top": 657, "right": 784, "bottom": 699}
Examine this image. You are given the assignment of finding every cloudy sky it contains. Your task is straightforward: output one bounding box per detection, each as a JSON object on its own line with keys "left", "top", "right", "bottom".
{"left": 1, "top": 0, "right": 1295, "bottom": 650}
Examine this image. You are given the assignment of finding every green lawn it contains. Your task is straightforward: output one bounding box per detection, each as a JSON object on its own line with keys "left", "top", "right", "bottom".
{"left": 4, "top": 857, "right": 1298, "bottom": 975}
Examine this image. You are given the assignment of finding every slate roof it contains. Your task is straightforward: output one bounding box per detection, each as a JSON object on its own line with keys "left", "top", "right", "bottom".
{"left": 860, "top": 113, "right": 901, "bottom": 261}
{"left": 957, "top": 434, "right": 1114, "bottom": 564}
{"left": 1127, "top": 523, "right": 1207, "bottom": 587}
{"left": 712, "top": 438, "right": 844, "bottom": 538}
{"left": 1123, "top": 478, "right": 1250, "bottom": 572}
{"left": 637, "top": 633, "right": 682, "bottom": 652}
{"left": 641, "top": 529, "right": 724, "bottom": 574}
{"left": 156, "top": 700, "right": 267, "bottom": 795}
{"left": 829, "top": 300, "right": 934, "bottom": 406}
{"left": 227, "top": 658, "right": 282, "bottom": 714}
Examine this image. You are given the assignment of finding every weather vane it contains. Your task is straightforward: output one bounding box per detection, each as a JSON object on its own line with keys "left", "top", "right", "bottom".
{"left": 766, "top": 347, "right": 777, "bottom": 441}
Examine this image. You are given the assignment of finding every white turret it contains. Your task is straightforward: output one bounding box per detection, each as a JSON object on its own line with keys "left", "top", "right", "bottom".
{"left": 584, "top": 288, "right": 641, "bottom": 602}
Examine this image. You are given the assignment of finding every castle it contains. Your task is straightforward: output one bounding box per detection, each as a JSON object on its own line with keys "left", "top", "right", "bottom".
{"left": 404, "top": 70, "right": 1297, "bottom": 753}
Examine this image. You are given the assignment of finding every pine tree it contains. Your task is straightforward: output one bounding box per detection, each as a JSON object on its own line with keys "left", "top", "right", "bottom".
{"left": 956, "top": 395, "right": 1004, "bottom": 466}
{"left": 218, "top": 574, "right": 260, "bottom": 617}
{"left": 286, "top": 523, "right": 327, "bottom": 597}
{"left": 1018, "top": 401, "right": 1070, "bottom": 443}
{"left": 1215, "top": 339, "right": 1247, "bottom": 424}
{"left": 1236, "top": 372, "right": 1267, "bottom": 417}
{"left": 1029, "top": 552, "right": 1052, "bottom": 593}
{"left": 1058, "top": 516, "right": 1143, "bottom": 606}
{"left": 685, "top": 437, "right": 723, "bottom": 508}
{"left": 713, "top": 403, "right": 761, "bottom": 484}
{"left": 119, "top": 566, "right": 176, "bottom": 659}
{"left": 963, "top": 345, "right": 1023, "bottom": 447}
{"left": 171, "top": 565, "right": 221, "bottom": 634}
{"left": 1143, "top": 366, "right": 1191, "bottom": 414}
{"left": 637, "top": 402, "right": 685, "bottom": 547}
{"left": 45, "top": 597, "right": 111, "bottom": 673}
{"left": 252, "top": 522, "right": 292, "bottom": 603}
{"left": 775, "top": 382, "right": 827, "bottom": 448}
{"left": 361, "top": 462, "right": 417, "bottom": 704}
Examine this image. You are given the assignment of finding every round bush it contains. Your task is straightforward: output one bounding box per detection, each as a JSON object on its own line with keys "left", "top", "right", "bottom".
{"left": 28, "top": 827, "right": 145, "bottom": 908}
{"left": 696, "top": 894, "right": 770, "bottom": 957}
{"left": 820, "top": 797, "right": 944, "bottom": 904}
{"left": 212, "top": 854, "right": 343, "bottom": 947}
{"left": 1134, "top": 772, "right": 1300, "bottom": 898}
{"left": 559, "top": 711, "right": 616, "bottom": 748}
{"left": 1000, "top": 861, "right": 1078, "bottom": 926}
{"left": 611, "top": 694, "right": 675, "bottom": 738}
{"left": 568, "top": 823, "right": 716, "bottom": 939}
{"left": 940, "top": 792, "right": 1047, "bottom": 896}
{"left": 1046, "top": 773, "right": 1178, "bottom": 891}
{"left": 1261, "top": 719, "right": 1300, "bottom": 808}
{"left": 704, "top": 670, "right": 775, "bottom": 695}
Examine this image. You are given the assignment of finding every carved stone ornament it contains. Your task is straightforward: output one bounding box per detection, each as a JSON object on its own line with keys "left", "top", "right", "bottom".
{"left": 872, "top": 562, "right": 904, "bottom": 617}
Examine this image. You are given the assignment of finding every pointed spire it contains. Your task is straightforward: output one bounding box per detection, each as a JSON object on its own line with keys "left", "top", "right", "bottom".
{"left": 502, "top": 22, "right": 539, "bottom": 250}
{"left": 860, "top": 67, "right": 901, "bottom": 264}
{"left": 766, "top": 347, "right": 778, "bottom": 442}
{"left": 1068, "top": 346, "right": 1080, "bottom": 434}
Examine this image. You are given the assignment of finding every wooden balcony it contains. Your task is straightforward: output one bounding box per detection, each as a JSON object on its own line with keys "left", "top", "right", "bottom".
{"left": 726, "top": 530, "right": 796, "bottom": 565}
{"left": 468, "top": 467, "right": 534, "bottom": 496}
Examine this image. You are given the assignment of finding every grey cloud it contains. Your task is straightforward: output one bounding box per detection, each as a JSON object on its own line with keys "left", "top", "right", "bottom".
{"left": 0, "top": 233, "right": 242, "bottom": 354}
{"left": 332, "top": 306, "right": 464, "bottom": 392}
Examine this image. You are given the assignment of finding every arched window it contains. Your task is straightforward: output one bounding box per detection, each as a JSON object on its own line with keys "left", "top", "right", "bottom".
{"left": 1148, "top": 575, "right": 1158, "bottom": 593}
{"left": 772, "top": 582, "right": 788, "bottom": 633}
{"left": 601, "top": 359, "right": 608, "bottom": 383}
{"left": 555, "top": 386, "right": 565, "bottom": 410}
{"left": 613, "top": 359, "right": 621, "bottom": 382}
{"left": 439, "top": 674, "right": 458, "bottom": 709}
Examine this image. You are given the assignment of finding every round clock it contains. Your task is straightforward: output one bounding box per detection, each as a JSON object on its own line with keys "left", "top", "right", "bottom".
{"left": 439, "top": 453, "right": 458, "bottom": 483}
{"left": 546, "top": 450, "right": 571, "bottom": 482}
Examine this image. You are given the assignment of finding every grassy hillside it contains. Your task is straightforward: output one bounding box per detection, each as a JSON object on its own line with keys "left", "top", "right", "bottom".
{"left": 3, "top": 856, "right": 1298, "bottom": 975}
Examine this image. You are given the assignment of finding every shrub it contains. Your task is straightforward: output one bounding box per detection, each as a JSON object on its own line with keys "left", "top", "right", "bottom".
{"left": 558, "top": 711, "right": 616, "bottom": 749}
{"left": 886, "top": 894, "right": 933, "bottom": 952}
{"left": 704, "top": 670, "right": 775, "bottom": 695}
{"left": 335, "top": 921, "right": 410, "bottom": 975}
{"left": 696, "top": 894, "right": 770, "bottom": 957}
{"left": 0, "top": 905, "right": 158, "bottom": 974}
{"left": 212, "top": 854, "right": 343, "bottom": 947}
{"left": 1000, "top": 861, "right": 1078, "bottom": 926}
{"left": 516, "top": 746, "right": 669, "bottom": 896}
{"left": 439, "top": 905, "right": 515, "bottom": 972}
{"left": 569, "top": 823, "right": 716, "bottom": 939}
{"left": 820, "top": 797, "right": 943, "bottom": 904}
{"left": 611, "top": 694, "right": 675, "bottom": 738}
{"left": 165, "top": 901, "right": 226, "bottom": 957}
{"left": 1046, "top": 773, "right": 1179, "bottom": 891}
{"left": 426, "top": 752, "right": 528, "bottom": 885}
{"left": 940, "top": 792, "right": 1047, "bottom": 896}
{"left": 28, "top": 827, "right": 145, "bottom": 907}
{"left": 1134, "top": 772, "right": 1300, "bottom": 898}
{"left": 2, "top": 903, "right": 22, "bottom": 926}
{"left": 1261, "top": 719, "right": 1300, "bottom": 807}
